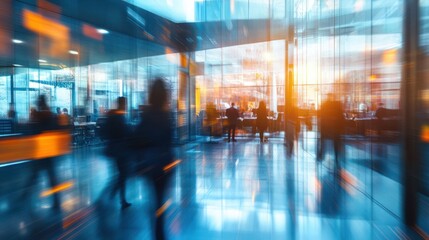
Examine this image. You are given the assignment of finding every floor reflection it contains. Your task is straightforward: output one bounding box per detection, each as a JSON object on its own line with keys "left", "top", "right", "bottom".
{"left": 0, "top": 138, "right": 423, "bottom": 239}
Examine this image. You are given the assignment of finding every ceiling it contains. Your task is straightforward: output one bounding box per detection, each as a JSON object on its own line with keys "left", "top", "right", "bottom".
{"left": 0, "top": 0, "right": 296, "bottom": 72}
{"left": 0, "top": 0, "right": 406, "bottom": 72}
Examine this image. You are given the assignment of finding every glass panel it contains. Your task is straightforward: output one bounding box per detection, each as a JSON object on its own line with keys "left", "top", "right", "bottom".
{"left": 196, "top": 41, "right": 285, "bottom": 138}
{"left": 0, "top": 76, "right": 10, "bottom": 118}
{"left": 295, "top": 0, "right": 404, "bottom": 222}
{"left": 418, "top": 0, "right": 429, "bottom": 234}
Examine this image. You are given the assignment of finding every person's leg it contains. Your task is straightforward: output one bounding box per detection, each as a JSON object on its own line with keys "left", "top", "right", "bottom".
{"left": 334, "top": 136, "right": 341, "bottom": 168}
{"left": 227, "top": 126, "right": 231, "bottom": 142}
{"left": 45, "top": 157, "right": 61, "bottom": 208}
{"left": 154, "top": 173, "right": 171, "bottom": 240}
{"left": 232, "top": 125, "right": 236, "bottom": 141}
{"left": 317, "top": 135, "right": 325, "bottom": 161}
{"left": 116, "top": 160, "right": 130, "bottom": 208}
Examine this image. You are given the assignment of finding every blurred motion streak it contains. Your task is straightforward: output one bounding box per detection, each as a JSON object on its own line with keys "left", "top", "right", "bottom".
{"left": 0, "top": 130, "right": 70, "bottom": 163}
{"left": 23, "top": 9, "right": 69, "bottom": 56}
{"left": 382, "top": 49, "right": 398, "bottom": 65}
{"left": 82, "top": 24, "right": 103, "bottom": 41}
{"left": 40, "top": 180, "right": 74, "bottom": 197}
{"left": 0, "top": 136, "right": 35, "bottom": 163}
{"left": 314, "top": 176, "right": 322, "bottom": 199}
{"left": 38, "top": 0, "right": 61, "bottom": 13}
{"left": 163, "top": 159, "right": 182, "bottom": 172}
{"left": 34, "top": 130, "right": 71, "bottom": 159}
{"left": 339, "top": 169, "right": 359, "bottom": 195}
{"left": 156, "top": 199, "right": 172, "bottom": 217}
{"left": 61, "top": 197, "right": 79, "bottom": 212}
{"left": 0, "top": 0, "right": 12, "bottom": 55}
{"left": 62, "top": 208, "right": 94, "bottom": 229}
{"left": 420, "top": 125, "right": 429, "bottom": 143}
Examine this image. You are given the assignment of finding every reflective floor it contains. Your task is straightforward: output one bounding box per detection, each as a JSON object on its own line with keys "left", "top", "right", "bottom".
{"left": 0, "top": 136, "right": 423, "bottom": 239}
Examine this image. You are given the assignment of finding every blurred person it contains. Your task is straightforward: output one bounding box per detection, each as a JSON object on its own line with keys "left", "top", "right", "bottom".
{"left": 22, "top": 95, "right": 61, "bottom": 209}
{"left": 29, "top": 107, "right": 37, "bottom": 123}
{"left": 256, "top": 101, "right": 268, "bottom": 143}
{"left": 375, "top": 102, "right": 387, "bottom": 136}
{"left": 62, "top": 108, "right": 72, "bottom": 125}
{"left": 7, "top": 103, "right": 17, "bottom": 132}
{"left": 317, "top": 93, "right": 345, "bottom": 168}
{"left": 104, "top": 97, "right": 132, "bottom": 209}
{"left": 7, "top": 103, "right": 17, "bottom": 121}
{"left": 374, "top": 102, "right": 389, "bottom": 158}
{"left": 226, "top": 102, "right": 239, "bottom": 142}
{"left": 286, "top": 106, "right": 300, "bottom": 157}
{"left": 206, "top": 102, "right": 219, "bottom": 138}
{"left": 134, "top": 78, "right": 174, "bottom": 240}
{"left": 57, "top": 107, "right": 70, "bottom": 128}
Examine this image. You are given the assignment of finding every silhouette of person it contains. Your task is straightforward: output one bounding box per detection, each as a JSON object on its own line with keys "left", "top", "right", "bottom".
{"left": 256, "top": 101, "right": 268, "bottom": 142}
{"left": 7, "top": 103, "right": 17, "bottom": 132}
{"left": 134, "top": 78, "right": 174, "bottom": 240}
{"left": 56, "top": 107, "right": 70, "bottom": 128}
{"left": 226, "top": 102, "right": 239, "bottom": 142}
{"left": 29, "top": 107, "right": 37, "bottom": 123}
{"left": 375, "top": 102, "right": 386, "bottom": 136}
{"left": 23, "top": 95, "right": 61, "bottom": 209}
{"left": 7, "top": 103, "right": 17, "bottom": 121}
{"left": 62, "top": 108, "right": 72, "bottom": 126}
{"left": 286, "top": 105, "right": 300, "bottom": 157}
{"left": 104, "top": 97, "right": 132, "bottom": 209}
{"left": 206, "top": 102, "right": 219, "bottom": 138}
{"left": 318, "top": 93, "right": 345, "bottom": 167}
{"left": 56, "top": 107, "right": 62, "bottom": 115}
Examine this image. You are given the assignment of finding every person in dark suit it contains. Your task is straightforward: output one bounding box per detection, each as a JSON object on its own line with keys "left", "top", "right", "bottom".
{"left": 226, "top": 102, "right": 239, "bottom": 142}
{"left": 256, "top": 101, "right": 268, "bottom": 142}
{"left": 105, "top": 97, "right": 131, "bottom": 209}
{"left": 318, "top": 93, "right": 345, "bottom": 167}
{"left": 134, "top": 78, "right": 174, "bottom": 240}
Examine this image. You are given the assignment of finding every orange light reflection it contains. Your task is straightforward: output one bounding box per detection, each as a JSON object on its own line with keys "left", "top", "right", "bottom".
{"left": 23, "top": 9, "right": 69, "bottom": 56}
{"left": 40, "top": 181, "right": 74, "bottom": 197}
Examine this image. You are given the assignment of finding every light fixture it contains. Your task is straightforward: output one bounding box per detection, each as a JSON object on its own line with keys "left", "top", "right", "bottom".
{"left": 13, "top": 64, "right": 22, "bottom": 67}
{"left": 38, "top": 59, "right": 47, "bottom": 63}
{"left": 68, "top": 50, "right": 79, "bottom": 55}
{"left": 12, "top": 39, "right": 24, "bottom": 44}
{"left": 96, "top": 28, "right": 109, "bottom": 34}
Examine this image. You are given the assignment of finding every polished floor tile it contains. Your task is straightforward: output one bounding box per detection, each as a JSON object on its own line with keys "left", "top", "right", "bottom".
{"left": 0, "top": 136, "right": 424, "bottom": 239}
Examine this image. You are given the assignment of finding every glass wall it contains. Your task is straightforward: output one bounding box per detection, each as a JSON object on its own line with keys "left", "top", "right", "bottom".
{"left": 0, "top": 0, "right": 194, "bottom": 142}
{"left": 295, "top": 0, "right": 404, "bottom": 221}
{"left": 195, "top": 41, "right": 285, "bottom": 137}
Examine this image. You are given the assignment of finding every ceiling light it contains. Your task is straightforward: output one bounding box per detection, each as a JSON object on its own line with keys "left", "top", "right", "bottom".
{"left": 12, "top": 39, "right": 24, "bottom": 44}
{"left": 69, "top": 50, "right": 79, "bottom": 55}
{"left": 13, "top": 64, "right": 22, "bottom": 67}
{"left": 97, "top": 29, "right": 109, "bottom": 34}
{"left": 38, "top": 59, "right": 47, "bottom": 63}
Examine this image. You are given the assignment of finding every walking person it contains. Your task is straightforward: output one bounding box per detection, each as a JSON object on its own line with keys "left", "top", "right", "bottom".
{"left": 226, "top": 102, "right": 239, "bottom": 142}
{"left": 104, "top": 97, "right": 132, "bottom": 209}
{"left": 23, "top": 95, "right": 61, "bottom": 209}
{"left": 318, "top": 93, "right": 345, "bottom": 168}
{"left": 134, "top": 78, "right": 175, "bottom": 240}
{"left": 256, "top": 101, "right": 268, "bottom": 143}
